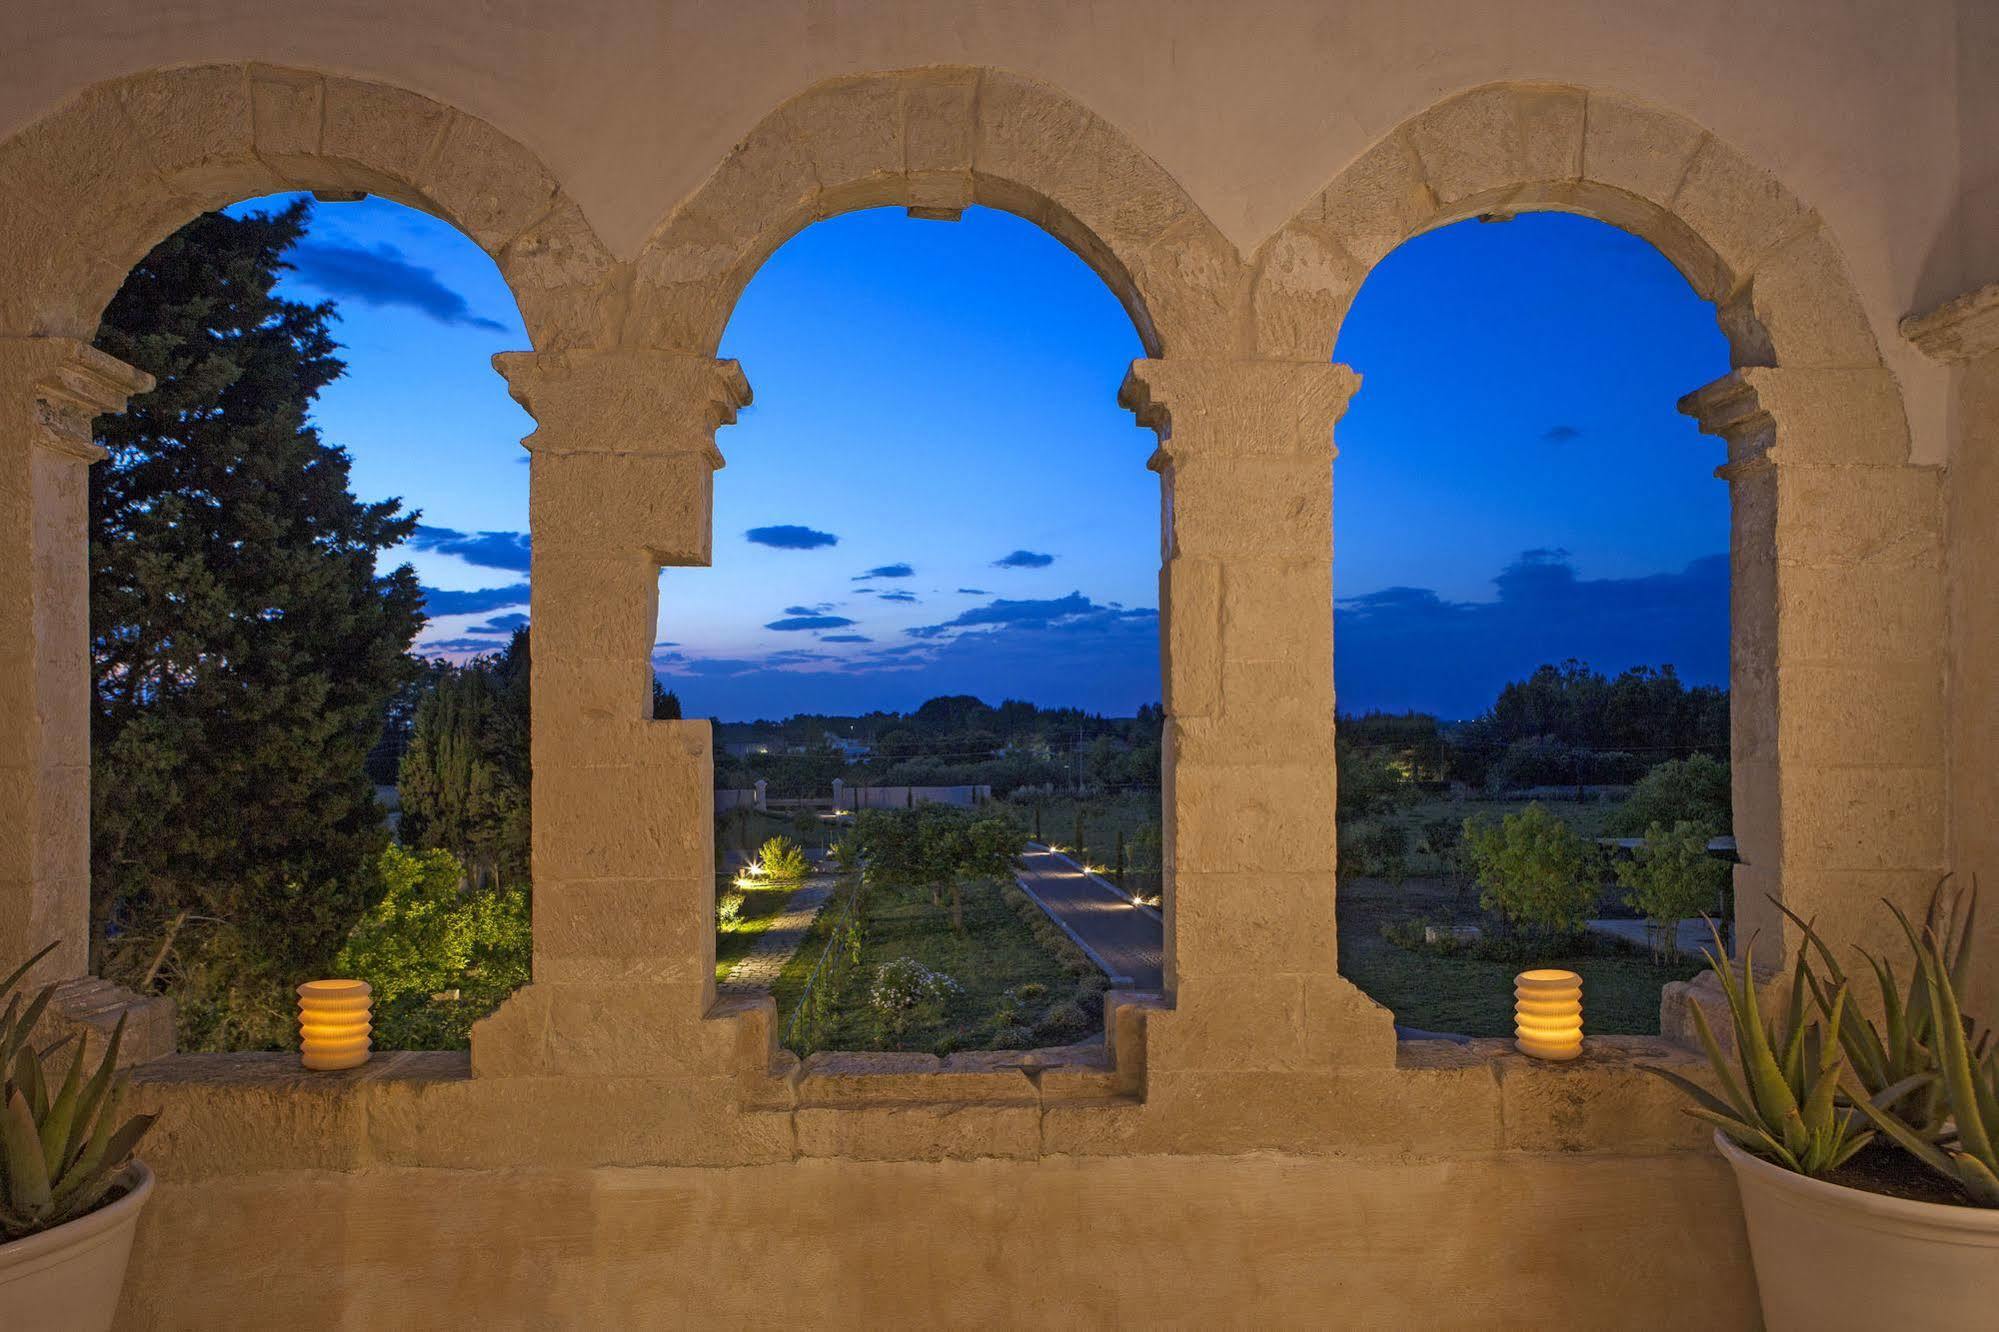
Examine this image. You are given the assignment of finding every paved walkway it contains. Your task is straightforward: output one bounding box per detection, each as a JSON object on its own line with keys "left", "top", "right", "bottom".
{"left": 1014, "top": 844, "right": 1164, "bottom": 990}
{"left": 718, "top": 878, "right": 836, "bottom": 994}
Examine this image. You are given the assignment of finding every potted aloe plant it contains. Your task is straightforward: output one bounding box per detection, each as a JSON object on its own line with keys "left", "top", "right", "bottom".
{"left": 0, "top": 943, "right": 158, "bottom": 1331}
{"left": 1643, "top": 885, "right": 1999, "bottom": 1328}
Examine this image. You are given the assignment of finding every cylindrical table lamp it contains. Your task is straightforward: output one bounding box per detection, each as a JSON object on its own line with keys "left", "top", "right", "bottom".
{"left": 1514, "top": 969, "right": 1583, "bottom": 1061}
{"left": 298, "top": 978, "right": 373, "bottom": 1070}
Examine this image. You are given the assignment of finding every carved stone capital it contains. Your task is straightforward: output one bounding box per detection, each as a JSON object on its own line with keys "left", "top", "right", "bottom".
{"left": 1901, "top": 283, "right": 1999, "bottom": 364}
{"left": 1119, "top": 359, "right": 1360, "bottom": 468}
{"left": 1681, "top": 365, "right": 1912, "bottom": 475}
{"left": 493, "top": 348, "right": 750, "bottom": 465}
{"left": 1679, "top": 371, "right": 1776, "bottom": 480}
{"left": 0, "top": 337, "right": 154, "bottom": 462}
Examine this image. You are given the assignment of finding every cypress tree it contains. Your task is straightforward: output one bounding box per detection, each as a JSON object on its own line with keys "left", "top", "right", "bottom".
{"left": 398, "top": 628, "right": 531, "bottom": 891}
{"left": 89, "top": 201, "right": 425, "bottom": 1049}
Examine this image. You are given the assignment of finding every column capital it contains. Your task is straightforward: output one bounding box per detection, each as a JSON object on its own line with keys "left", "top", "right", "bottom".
{"left": 1119, "top": 359, "right": 1360, "bottom": 467}
{"left": 1901, "top": 283, "right": 1999, "bottom": 365}
{"left": 493, "top": 348, "right": 751, "bottom": 465}
{"left": 1680, "top": 365, "right": 1913, "bottom": 478}
{"left": 0, "top": 336, "right": 153, "bottom": 463}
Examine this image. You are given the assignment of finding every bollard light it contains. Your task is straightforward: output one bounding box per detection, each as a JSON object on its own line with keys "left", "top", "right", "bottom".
{"left": 298, "top": 978, "right": 373, "bottom": 1071}
{"left": 1514, "top": 969, "right": 1583, "bottom": 1061}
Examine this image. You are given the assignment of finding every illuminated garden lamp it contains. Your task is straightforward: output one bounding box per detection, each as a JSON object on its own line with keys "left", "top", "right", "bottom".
{"left": 297, "top": 978, "right": 373, "bottom": 1071}
{"left": 1514, "top": 969, "right": 1583, "bottom": 1061}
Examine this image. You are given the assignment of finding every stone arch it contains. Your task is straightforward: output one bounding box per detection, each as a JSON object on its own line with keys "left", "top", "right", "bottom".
{"left": 1250, "top": 83, "right": 1884, "bottom": 386}
{"left": 1251, "top": 82, "right": 1945, "bottom": 982}
{"left": 624, "top": 67, "right": 1246, "bottom": 358}
{"left": 0, "top": 63, "right": 617, "bottom": 350}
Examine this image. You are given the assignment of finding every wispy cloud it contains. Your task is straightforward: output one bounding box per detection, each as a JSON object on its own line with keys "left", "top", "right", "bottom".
{"left": 287, "top": 240, "right": 509, "bottom": 331}
{"left": 877, "top": 590, "right": 918, "bottom": 603}
{"left": 1541, "top": 424, "right": 1582, "bottom": 443}
{"left": 747, "top": 525, "right": 839, "bottom": 550}
{"left": 418, "top": 584, "right": 531, "bottom": 616}
{"left": 855, "top": 563, "right": 914, "bottom": 579}
{"left": 820, "top": 633, "right": 873, "bottom": 643}
{"left": 409, "top": 525, "right": 531, "bottom": 573}
{"left": 474, "top": 612, "right": 530, "bottom": 633}
{"left": 993, "top": 549, "right": 1055, "bottom": 569}
{"left": 766, "top": 614, "right": 857, "bottom": 631}
{"left": 783, "top": 603, "right": 836, "bottom": 616}
{"left": 956, "top": 587, "right": 988, "bottom": 596}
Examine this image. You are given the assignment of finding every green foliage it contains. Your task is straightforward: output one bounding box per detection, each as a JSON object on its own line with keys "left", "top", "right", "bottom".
{"left": 1615, "top": 821, "right": 1728, "bottom": 926}
{"left": 1337, "top": 736, "right": 1417, "bottom": 819}
{"left": 855, "top": 805, "right": 1023, "bottom": 932}
{"left": 397, "top": 629, "right": 531, "bottom": 890}
{"left": 0, "top": 944, "right": 157, "bottom": 1240}
{"left": 1639, "top": 925, "right": 1877, "bottom": 1179}
{"left": 1463, "top": 803, "right": 1601, "bottom": 936}
{"left": 1338, "top": 818, "right": 1408, "bottom": 886}
{"left": 1450, "top": 660, "right": 1727, "bottom": 787}
{"left": 334, "top": 845, "right": 530, "bottom": 1050}
{"left": 89, "top": 201, "right": 425, "bottom": 1051}
{"left": 715, "top": 892, "right": 745, "bottom": 927}
{"left": 756, "top": 836, "right": 810, "bottom": 885}
{"left": 1607, "top": 753, "right": 1732, "bottom": 838}
{"left": 651, "top": 680, "right": 682, "bottom": 720}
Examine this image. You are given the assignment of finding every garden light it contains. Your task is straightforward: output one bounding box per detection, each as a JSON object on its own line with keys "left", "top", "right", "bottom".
{"left": 1514, "top": 969, "right": 1583, "bottom": 1060}
{"left": 297, "top": 978, "right": 373, "bottom": 1071}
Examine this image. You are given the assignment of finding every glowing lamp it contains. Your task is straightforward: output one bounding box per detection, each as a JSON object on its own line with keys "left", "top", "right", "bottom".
{"left": 297, "top": 979, "right": 372, "bottom": 1071}
{"left": 1514, "top": 969, "right": 1583, "bottom": 1061}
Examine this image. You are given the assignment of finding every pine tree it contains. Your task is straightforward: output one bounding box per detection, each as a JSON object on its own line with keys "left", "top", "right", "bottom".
{"left": 89, "top": 201, "right": 425, "bottom": 1050}
{"left": 651, "top": 680, "right": 682, "bottom": 719}
{"left": 399, "top": 628, "right": 531, "bottom": 890}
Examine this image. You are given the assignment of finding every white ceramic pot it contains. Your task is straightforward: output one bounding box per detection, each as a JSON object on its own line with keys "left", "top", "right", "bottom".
{"left": 0, "top": 1161, "right": 153, "bottom": 1332}
{"left": 1716, "top": 1132, "right": 1999, "bottom": 1330}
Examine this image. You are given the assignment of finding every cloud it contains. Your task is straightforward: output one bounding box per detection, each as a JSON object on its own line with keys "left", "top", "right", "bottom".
{"left": 907, "top": 591, "right": 1100, "bottom": 638}
{"left": 820, "top": 634, "right": 873, "bottom": 643}
{"left": 1335, "top": 549, "right": 1728, "bottom": 719}
{"left": 409, "top": 525, "right": 531, "bottom": 573}
{"left": 956, "top": 587, "right": 988, "bottom": 596}
{"left": 783, "top": 603, "right": 836, "bottom": 616}
{"left": 286, "top": 240, "right": 509, "bottom": 331}
{"left": 1541, "top": 424, "right": 1582, "bottom": 443}
{"left": 418, "top": 584, "right": 530, "bottom": 616}
{"left": 474, "top": 612, "right": 530, "bottom": 633}
{"left": 856, "top": 563, "right": 914, "bottom": 579}
{"left": 746, "top": 525, "right": 838, "bottom": 550}
{"left": 876, "top": 590, "right": 919, "bottom": 603}
{"left": 765, "top": 615, "right": 857, "bottom": 631}
{"left": 993, "top": 549, "right": 1055, "bottom": 569}
{"left": 416, "top": 636, "right": 509, "bottom": 656}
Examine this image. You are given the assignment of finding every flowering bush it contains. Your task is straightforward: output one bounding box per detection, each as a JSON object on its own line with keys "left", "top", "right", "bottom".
{"left": 716, "top": 891, "right": 745, "bottom": 927}
{"left": 867, "top": 957, "right": 961, "bottom": 1044}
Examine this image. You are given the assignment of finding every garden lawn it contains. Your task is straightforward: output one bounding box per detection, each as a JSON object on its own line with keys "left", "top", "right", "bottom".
{"left": 772, "top": 876, "right": 1102, "bottom": 1054}
{"left": 1337, "top": 875, "right": 1705, "bottom": 1036}
{"left": 714, "top": 875, "right": 808, "bottom": 980}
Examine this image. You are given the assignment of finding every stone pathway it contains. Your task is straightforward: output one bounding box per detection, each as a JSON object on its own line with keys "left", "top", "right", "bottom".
{"left": 718, "top": 878, "right": 837, "bottom": 993}
{"left": 1014, "top": 844, "right": 1164, "bottom": 990}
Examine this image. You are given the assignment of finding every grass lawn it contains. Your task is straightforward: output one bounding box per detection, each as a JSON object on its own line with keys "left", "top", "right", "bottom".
{"left": 1337, "top": 875, "right": 1705, "bottom": 1036}
{"left": 771, "top": 876, "right": 1105, "bottom": 1055}
{"left": 713, "top": 874, "right": 809, "bottom": 980}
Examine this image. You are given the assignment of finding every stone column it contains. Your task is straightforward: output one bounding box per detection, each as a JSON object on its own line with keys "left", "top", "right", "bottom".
{"left": 1681, "top": 367, "right": 1947, "bottom": 968}
{"left": 0, "top": 338, "right": 151, "bottom": 984}
{"left": 474, "top": 348, "right": 749, "bottom": 1077}
{"left": 1121, "top": 359, "right": 1395, "bottom": 1073}
{"left": 1905, "top": 283, "right": 1999, "bottom": 1020}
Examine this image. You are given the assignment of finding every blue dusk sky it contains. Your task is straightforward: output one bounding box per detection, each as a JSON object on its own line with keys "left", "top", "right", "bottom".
{"left": 227, "top": 195, "right": 1730, "bottom": 721}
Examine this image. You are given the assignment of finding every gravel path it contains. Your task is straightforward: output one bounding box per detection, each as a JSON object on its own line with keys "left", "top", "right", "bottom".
{"left": 718, "top": 878, "right": 836, "bottom": 994}
{"left": 1014, "top": 843, "right": 1164, "bottom": 990}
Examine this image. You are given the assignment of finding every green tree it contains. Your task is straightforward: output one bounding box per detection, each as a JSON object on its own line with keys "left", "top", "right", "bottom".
{"left": 756, "top": 836, "right": 810, "bottom": 885}
{"left": 1615, "top": 820, "right": 1728, "bottom": 938}
{"left": 398, "top": 628, "right": 531, "bottom": 890}
{"left": 652, "top": 680, "right": 682, "bottom": 719}
{"left": 1607, "top": 753, "right": 1732, "bottom": 837}
{"left": 89, "top": 201, "right": 424, "bottom": 1050}
{"left": 335, "top": 844, "right": 531, "bottom": 1049}
{"left": 1463, "top": 803, "right": 1602, "bottom": 937}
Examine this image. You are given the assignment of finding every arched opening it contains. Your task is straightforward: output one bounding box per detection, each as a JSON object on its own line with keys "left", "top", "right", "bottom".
{"left": 668, "top": 204, "right": 1162, "bottom": 1057}
{"left": 1330, "top": 212, "right": 1733, "bottom": 1037}
{"left": 87, "top": 190, "right": 536, "bottom": 1052}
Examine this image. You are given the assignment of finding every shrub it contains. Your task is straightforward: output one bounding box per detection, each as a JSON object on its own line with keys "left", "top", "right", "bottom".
{"left": 1015, "top": 981, "right": 1048, "bottom": 1002}
{"left": 1607, "top": 753, "right": 1731, "bottom": 837}
{"left": 867, "top": 957, "right": 961, "bottom": 1044}
{"left": 716, "top": 891, "right": 745, "bottom": 927}
{"left": 989, "top": 1024, "right": 1035, "bottom": 1050}
{"left": 1338, "top": 818, "right": 1408, "bottom": 886}
{"left": 1076, "top": 972, "right": 1111, "bottom": 995}
{"left": 1615, "top": 820, "right": 1728, "bottom": 928}
{"left": 1036, "top": 1000, "right": 1089, "bottom": 1038}
{"left": 1463, "top": 803, "right": 1601, "bottom": 937}
{"left": 756, "top": 835, "right": 810, "bottom": 885}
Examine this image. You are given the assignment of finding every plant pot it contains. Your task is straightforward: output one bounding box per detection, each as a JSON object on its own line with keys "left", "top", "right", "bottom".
{"left": 0, "top": 1160, "right": 153, "bottom": 1332}
{"left": 1715, "top": 1132, "right": 1999, "bottom": 1329}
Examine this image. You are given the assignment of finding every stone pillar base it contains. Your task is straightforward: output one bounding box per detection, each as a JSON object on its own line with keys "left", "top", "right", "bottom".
{"left": 43, "top": 977, "right": 176, "bottom": 1067}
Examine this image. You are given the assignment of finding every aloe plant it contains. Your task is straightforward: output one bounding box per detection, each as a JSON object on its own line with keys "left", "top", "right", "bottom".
{"left": 1640, "top": 922, "right": 1884, "bottom": 1177}
{"left": 0, "top": 942, "right": 157, "bottom": 1241}
{"left": 1846, "top": 918, "right": 1999, "bottom": 1206}
{"left": 1778, "top": 879, "right": 1976, "bottom": 1135}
